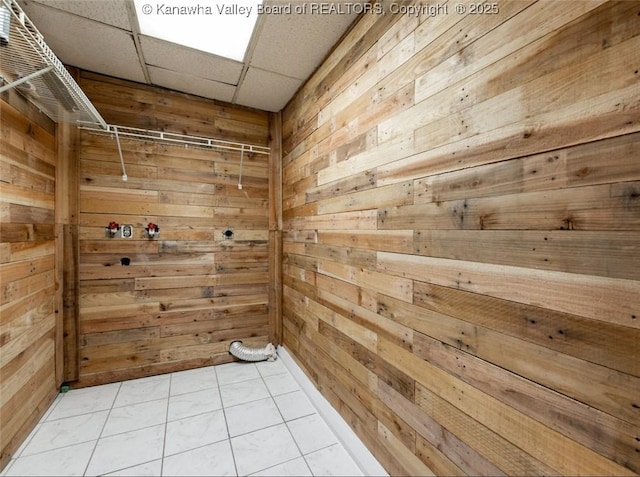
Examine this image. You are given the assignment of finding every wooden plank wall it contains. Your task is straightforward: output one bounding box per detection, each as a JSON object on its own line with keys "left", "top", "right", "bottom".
{"left": 0, "top": 95, "right": 60, "bottom": 470}
{"left": 75, "top": 72, "right": 271, "bottom": 386}
{"left": 281, "top": 1, "right": 640, "bottom": 475}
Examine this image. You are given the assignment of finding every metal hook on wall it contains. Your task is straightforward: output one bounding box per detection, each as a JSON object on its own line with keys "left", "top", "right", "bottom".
{"left": 113, "top": 126, "right": 128, "bottom": 181}
{"left": 237, "top": 144, "right": 244, "bottom": 190}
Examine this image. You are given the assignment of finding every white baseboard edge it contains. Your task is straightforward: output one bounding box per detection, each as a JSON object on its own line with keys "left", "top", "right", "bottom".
{"left": 277, "top": 345, "right": 388, "bottom": 477}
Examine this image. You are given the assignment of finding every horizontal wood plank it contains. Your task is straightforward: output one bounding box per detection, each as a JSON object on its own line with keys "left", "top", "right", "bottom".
{"left": 73, "top": 73, "right": 272, "bottom": 386}
{"left": 281, "top": 3, "right": 640, "bottom": 475}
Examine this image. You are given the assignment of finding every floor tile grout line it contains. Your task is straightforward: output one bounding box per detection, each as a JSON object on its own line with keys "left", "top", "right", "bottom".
{"left": 97, "top": 420, "right": 169, "bottom": 441}
{"left": 248, "top": 455, "right": 310, "bottom": 477}
{"left": 214, "top": 363, "right": 240, "bottom": 477}
{"left": 286, "top": 420, "right": 316, "bottom": 477}
{"left": 4, "top": 359, "right": 365, "bottom": 477}
{"left": 219, "top": 379, "right": 276, "bottom": 410}
{"left": 10, "top": 392, "right": 66, "bottom": 461}
{"left": 219, "top": 375, "right": 284, "bottom": 389}
{"left": 9, "top": 421, "right": 42, "bottom": 460}
{"left": 35, "top": 406, "right": 113, "bottom": 423}
{"left": 103, "top": 458, "right": 160, "bottom": 476}
{"left": 247, "top": 361, "right": 315, "bottom": 476}
{"left": 277, "top": 348, "right": 376, "bottom": 476}
{"left": 165, "top": 405, "right": 222, "bottom": 424}
{"left": 225, "top": 360, "right": 313, "bottom": 475}
{"left": 160, "top": 372, "right": 173, "bottom": 477}
{"left": 224, "top": 394, "right": 316, "bottom": 426}
{"left": 110, "top": 375, "right": 171, "bottom": 410}
{"left": 12, "top": 434, "right": 101, "bottom": 461}
{"left": 283, "top": 417, "right": 318, "bottom": 476}
{"left": 229, "top": 419, "right": 294, "bottom": 441}
{"left": 9, "top": 392, "right": 120, "bottom": 462}
{"left": 82, "top": 381, "right": 123, "bottom": 477}
{"left": 21, "top": 399, "right": 173, "bottom": 452}
{"left": 162, "top": 435, "right": 231, "bottom": 461}
{"left": 268, "top": 353, "right": 351, "bottom": 475}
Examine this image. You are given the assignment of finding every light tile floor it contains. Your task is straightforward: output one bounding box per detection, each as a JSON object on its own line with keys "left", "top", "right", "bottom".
{"left": 2, "top": 359, "right": 364, "bottom": 476}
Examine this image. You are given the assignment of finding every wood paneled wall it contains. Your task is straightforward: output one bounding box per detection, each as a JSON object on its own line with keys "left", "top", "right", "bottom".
{"left": 281, "top": 2, "right": 640, "bottom": 475}
{"left": 0, "top": 95, "right": 60, "bottom": 470}
{"left": 75, "top": 72, "right": 271, "bottom": 386}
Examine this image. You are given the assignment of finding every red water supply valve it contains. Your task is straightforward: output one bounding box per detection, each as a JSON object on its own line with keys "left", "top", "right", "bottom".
{"left": 145, "top": 222, "right": 159, "bottom": 239}
{"left": 106, "top": 221, "right": 120, "bottom": 237}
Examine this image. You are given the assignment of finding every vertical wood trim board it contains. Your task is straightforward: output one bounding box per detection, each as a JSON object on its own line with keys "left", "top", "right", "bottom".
{"left": 57, "top": 119, "right": 81, "bottom": 384}
{"left": 75, "top": 72, "right": 271, "bottom": 386}
{"left": 269, "top": 112, "right": 284, "bottom": 345}
{"left": 0, "top": 98, "right": 59, "bottom": 471}
{"left": 281, "top": 2, "right": 640, "bottom": 475}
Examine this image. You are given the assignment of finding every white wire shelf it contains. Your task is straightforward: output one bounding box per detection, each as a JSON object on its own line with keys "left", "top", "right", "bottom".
{"left": 80, "top": 124, "right": 271, "bottom": 155}
{"left": 0, "top": 0, "right": 107, "bottom": 129}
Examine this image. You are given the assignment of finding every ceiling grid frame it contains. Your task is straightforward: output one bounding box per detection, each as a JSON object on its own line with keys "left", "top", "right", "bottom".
{"left": 15, "top": 0, "right": 366, "bottom": 112}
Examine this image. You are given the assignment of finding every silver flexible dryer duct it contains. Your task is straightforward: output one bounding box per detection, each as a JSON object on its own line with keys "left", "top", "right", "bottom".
{"left": 229, "top": 340, "right": 277, "bottom": 362}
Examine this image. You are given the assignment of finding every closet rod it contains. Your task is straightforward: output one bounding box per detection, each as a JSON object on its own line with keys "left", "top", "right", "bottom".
{"left": 80, "top": 124, "right": 270, "bottom": 155}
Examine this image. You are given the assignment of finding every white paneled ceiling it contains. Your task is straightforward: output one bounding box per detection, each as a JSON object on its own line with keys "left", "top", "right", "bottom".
{"left": 17, "top": 0, "right": 365, "bottom": 111}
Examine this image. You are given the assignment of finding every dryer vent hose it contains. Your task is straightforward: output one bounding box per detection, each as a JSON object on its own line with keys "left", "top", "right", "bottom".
{"left": 229, "top": 340, "right": 277, "bottom": 362}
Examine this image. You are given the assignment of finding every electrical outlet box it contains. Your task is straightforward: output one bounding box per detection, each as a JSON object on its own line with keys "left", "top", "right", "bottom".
{"left": 121, "top": 224, "right": 134, "bottom": 239}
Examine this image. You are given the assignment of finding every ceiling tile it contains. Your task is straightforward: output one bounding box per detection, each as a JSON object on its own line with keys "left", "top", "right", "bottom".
{"left": 15, "top": 0, "right": 362, "bottom": 113}
{"left": 250, "top": 10, "right": 360, "bottom": 80}
{"left": 21, "top": 0, "right": 131, "bottom": 30}
{"left": 236, "top": 67, "right": 302, "bottom": 112}
{"left": 148, "top": 66, "right": 236, "bottom": 103}
{"left": 140, "top": 36, "right": 243, "bottom": 86}
{"left": 17, "top": 3, "right": 146, "bottom": 83}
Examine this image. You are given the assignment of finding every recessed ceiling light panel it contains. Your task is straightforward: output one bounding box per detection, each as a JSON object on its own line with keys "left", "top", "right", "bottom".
{"left": 134, "top": 0, "right": 262, "bottom": 61}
